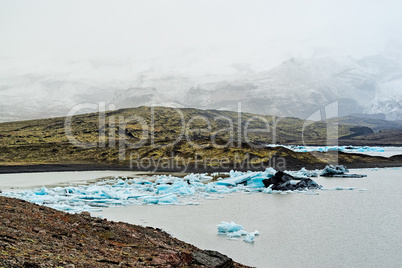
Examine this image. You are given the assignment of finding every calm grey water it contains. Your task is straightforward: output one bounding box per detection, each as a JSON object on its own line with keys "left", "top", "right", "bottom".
{"left": 1, "top": 169, "right": 400, "bottom": 267}
{"left": 91, "top": 168, "right": 402, "bottom": 268}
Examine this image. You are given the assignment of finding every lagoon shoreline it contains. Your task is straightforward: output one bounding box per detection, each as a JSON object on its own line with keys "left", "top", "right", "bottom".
{"left": 1, "top": 158, "right": 402, "bottom": 174}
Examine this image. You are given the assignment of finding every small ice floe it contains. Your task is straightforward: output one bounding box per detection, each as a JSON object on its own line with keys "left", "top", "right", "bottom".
{"left": 217, "top": 221, "right": 259, "bottom": 243}
{"left": 287, "top": 167, "right": 318, "bottom": 179}
{"left": 320, "top": 165, "right": 367, "bottom": 178}
{"left": 217, "top": 221, "right": 243, "bottom": 234}
{"left": 304, "top": 191, "right": 319, "bottom": 195}
{"left": 334, "top": 186, "right": 357, "bottom": 190}
{"left": 185, "top": 202, "right": 200, "bottom": 205}
{"left": 243, "top": 233, "right": 255, "bottom": 243}
{"left": 243, "top": 230, "right": 260, "bottom": 243}
{"left": 251, "top": 230, "right": 259, "bottom": 236}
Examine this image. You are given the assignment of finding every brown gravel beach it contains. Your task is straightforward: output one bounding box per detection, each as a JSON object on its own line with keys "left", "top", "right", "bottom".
{"left": 0, "top": 196, "right": 251, "bottom": 268}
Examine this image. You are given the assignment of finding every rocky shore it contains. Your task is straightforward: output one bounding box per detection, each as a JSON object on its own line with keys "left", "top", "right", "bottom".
{"left": 0, "top": 196, "right": 250, "bottom": 268}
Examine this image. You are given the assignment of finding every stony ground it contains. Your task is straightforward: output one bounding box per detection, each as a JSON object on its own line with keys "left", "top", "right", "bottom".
{"left": 0, "top": 196, "right": 251, "bottom": 268}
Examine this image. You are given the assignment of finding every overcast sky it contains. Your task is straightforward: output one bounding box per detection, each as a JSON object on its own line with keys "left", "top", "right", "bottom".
{"left": 1, "top": 0, "right": 402, "bottom": 76}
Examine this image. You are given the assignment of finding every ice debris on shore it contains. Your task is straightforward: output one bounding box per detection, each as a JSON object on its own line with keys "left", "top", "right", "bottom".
{"left": 1, "top": 167, "right": 357, "bottom": 213}
{"left": 267, "top": 145, "right": 385, "bottom": 153}
{"left": 217, "top": 221, "right": 259, "bottom": 243}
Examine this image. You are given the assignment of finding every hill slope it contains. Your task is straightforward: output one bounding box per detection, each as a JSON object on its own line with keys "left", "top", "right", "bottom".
{"left": 0, "top": 106, "right": 400, "bottom": 171}
{"left": 326, "top": 116, "right": 402, "bottom": 132}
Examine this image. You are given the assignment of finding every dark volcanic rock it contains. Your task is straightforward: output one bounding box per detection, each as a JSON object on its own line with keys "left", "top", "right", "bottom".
{"left": 192, "top": 250, "right": 234, "bottom": 268}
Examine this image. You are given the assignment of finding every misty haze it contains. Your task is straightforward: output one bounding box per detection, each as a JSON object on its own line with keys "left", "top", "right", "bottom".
{"left": 1, "top": 1, "right": 402, "bottom": 268}
{"left": 1, "top": 0, "right": 401, "bottom": 122}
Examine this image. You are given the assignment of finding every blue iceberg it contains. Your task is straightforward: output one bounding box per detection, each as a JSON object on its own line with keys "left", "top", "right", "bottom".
{"left": 0, "top": 166, "right": 362, "bottom": 214}
{"left": 217, "top": 221, "right": 259, "bottom": 243}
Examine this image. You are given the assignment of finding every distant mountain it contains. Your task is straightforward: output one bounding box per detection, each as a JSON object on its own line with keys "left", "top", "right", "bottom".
{"left": 183, "top": 56, "right": 402, "bottom": 120}
{"left": 346, "top": 129, "right": 402, "bottom": 145}
{"left": 0, "top": 55, "right": 401, "bottom": 122}
{"left": 112, "top": 87, "right": 184, "bottom": 109}
{"left": 325, "top": 116, "right": 402, "bottom": 132}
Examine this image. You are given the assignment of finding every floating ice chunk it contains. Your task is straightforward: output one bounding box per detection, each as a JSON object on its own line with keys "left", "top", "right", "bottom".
{"left": 288, "top": 167, "right": 318, "bottom": 179}
{"left": 227, "top": 231, "right": 242, "bottom": 238}
{"left": 34, "top": 186, "right": 49, "bottom": 195}
{"left": 250, "top": 230, "right": 259, "bottom": 236}
{"left": 156, "top": 181, "right": 195, "bottom": 195}
{"left": 245, "top": 175, "right": 268, "bottom": 188}
{"left": 264, "top": 167, "right": 277, "bottom": 176}
{"left": 217, "top": 170, "right": 274, "bottom": 188}
{"left": 200, "top": 175, "right": 213, "bottom": 181}
{"left": 243, "top": 233, "right": 255, "bottom": 243}
{"left": 238, "top": 230, "right": 249, "bottom": 236}
{"left": 2, "top": 167, "right": 364, "bottom": 214}
{"left": 100, "top": 189, "right": 120, "bottom": 199}
{"left": 205, "top": 183, "right": 232, "bottom": 194}
{"left": 271, "top": 190, "right": 283, "bottom": 194}
{"left": 320, "top": 165, "right": 367, "bottom": 178}
{"left": 320, "top": 165, "right": 349, "bottom": 176}
{"left": 139, "top": 194, "right": 178, "bottom": 204}
{"left": 263, "top": 185, "right": 273, "bottom": 193}
{"left": 154, "top": 175, "right": 178, "bottom": 185}
{"left": 158, "top": 194, "right": 178, "bottom": 204}
{"left": 139, "top": 196, "right": 159, "bottom": 204}
{"left": 335, "top": 186, "right": 357, "bottom": 190}
{"left": 135, "top": 180, "right": 153, "bottom": 185}
{"left": 217, "top": 221, "right": 243, "bottom": 234}
{"left": 185, "top": 202, "right": 200, "bottom": 205}
{"left": 216, "top": 173, "right": 253, "bottom": 186}
{"left": 216, "top": 221, "right": 259, "bottom": 243}
{"left": 304, "top": 191, "right": 319, "bottom": 195}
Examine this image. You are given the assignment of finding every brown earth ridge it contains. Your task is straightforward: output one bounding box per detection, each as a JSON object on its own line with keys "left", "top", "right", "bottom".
{"left": 0, "top": 196, "right": 251, "bottom": 268}
{"left": 1, "top": 106, "right": 402, "bottom": 171}
{"left": 1, "top": 106, "right": 402, "bottom": 175}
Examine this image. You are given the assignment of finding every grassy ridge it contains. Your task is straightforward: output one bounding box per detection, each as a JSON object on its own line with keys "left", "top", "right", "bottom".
{"left": 0, "top": 106, "right": 399, "bottom": 170}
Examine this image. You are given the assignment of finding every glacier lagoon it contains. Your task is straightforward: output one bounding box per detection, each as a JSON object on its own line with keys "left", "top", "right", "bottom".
{"left": 1, "top": 168, "right": 401, "bottom": 267}
{"left": 266, "top": 145, "right": 402, "bottom": 157}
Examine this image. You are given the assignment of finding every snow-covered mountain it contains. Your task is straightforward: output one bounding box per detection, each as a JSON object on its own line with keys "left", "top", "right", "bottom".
{"left": 112, "top": 87, "right": 185, "bottom": 109}
{"left": 183, "top": 55, "right": 402, "bottom": 120}
{"left": 0, "top": 55, "right": 401, "bottom": 122}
